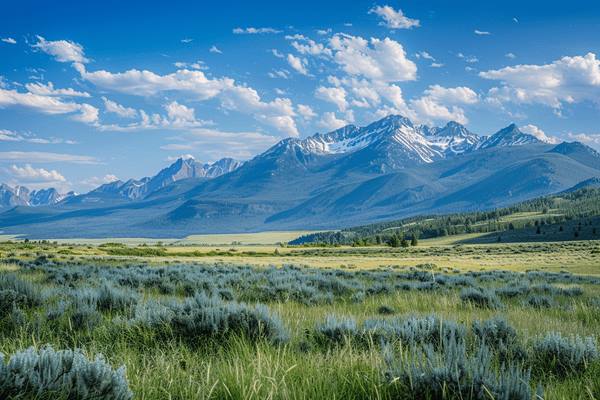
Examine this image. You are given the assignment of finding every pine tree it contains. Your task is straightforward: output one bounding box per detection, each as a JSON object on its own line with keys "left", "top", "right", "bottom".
{"left": 411, "top": 234, "right": 419, "bottom": 246}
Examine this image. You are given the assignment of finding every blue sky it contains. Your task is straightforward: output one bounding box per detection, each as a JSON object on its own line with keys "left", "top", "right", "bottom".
{"left": 1, "top": 0, "right": 599, "bottom": 192}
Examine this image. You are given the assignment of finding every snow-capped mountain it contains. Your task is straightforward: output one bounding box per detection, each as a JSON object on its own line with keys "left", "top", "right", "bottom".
{"left": 0, "top": 184, "right": 73, "bottom": 208}
{"left": 2, "top": 114, "right": 600, "bottom": 238}
{"left": 479, "top": 124, "right": 542, "bottom": 149}
{"left": 62, "top": 157, "right": 243, "bottom": 204}
{"left": 261, "top": 115, "right": 483, "bottom": 173}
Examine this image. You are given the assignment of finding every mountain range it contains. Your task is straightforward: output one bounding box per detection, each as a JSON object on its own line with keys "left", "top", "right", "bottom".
{"left": 1, "top": 115, "right": 599, "bottom": 238}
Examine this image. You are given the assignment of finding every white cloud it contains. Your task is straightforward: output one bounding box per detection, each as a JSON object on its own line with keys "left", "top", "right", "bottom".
{"left": 474, "top": 30, "right": 491, "bottom": 35}
{"left": 297, "top": 104, "right": 316, "bottom": 120}
{"left": 166, "top": 154, "right": 195, "bottom": 162}
{"left": 25, "top": 82, "right": 90, "bottom": 97}
{"left": 416, "top": 51, "right": 435, "bottom": 61}
{"left": 77, "top": 66, "right": 227, "bottom": 98}
{"left": 164, "top": 101, "right": 197, "bottom": 125}
{"left": 209, "top": 45, "right": 222, "bottom": 54}
{"left": 98, "top": 100, "right": 209, "bottom": 132}
{"left": 76, "top": 64, "right": 299, "bottom": 135}
{"left": 233, "top": 27, "right": 281, "bottom": 34}
{"left": 1, "top": 37, "right": 17, "bottom": 44}
{"left": 102, "top": 97, "right": 137, "bottom": 118}
{"left": 505, "top": 52, "right": 516, "bottom": 59}
{"left": 315, "top": 86, "right": 348, "bottom": 111}
{"left": 162, "top": 128, "right": 280, "bottom": 160}
{"left": 457, "top": 53, "right": 479, "bottom": 63}
{"left": 181, "top": 38, "right": 193, "bottom": 43}
{"left": 173, "top": 60, "right": 207, "bottom": 70}
{"left": 10, "top": 164, "right": 66, "bottom": 182}
{"left": 317, "top": 112, "right": 348, "bottom": 130}
{"left": 270, "top": 49, "right": 284, "bottom": 58}
{"left": 316, "top": 29, "right": 332, "bottom": 35}
{"left": 410, "top": 85, "right": 478, "bottom": 124}
{"left": 291, "top": 37, "right": 332, "bottom": 57}
{"left": 268, "top": 69, "right": 290, "bottom": 79}
{"left": 0, "top": 129, "right": 75, "bottom": 145}
{"left": 81, "top": 174, "right": 120, "bottom": 187}
{"left": 369, "top": 5, "right": 420, "bottom": 29}
{"left": 287, "top": 54, "right": 309, "bottom": 75}
{"left": 0, "top": 151, "right": 98, "bottom": 164}
{"left": 520, "top": 124, "right": 559, "bottom": 143}
{"left": 32, "top": 35, "right": 88, "bottom": 63}
{"left": 480, "top": 52, "right": 600, "bottom": 110}
{"left": 72, "top": 103, "right": 99, "bottom": 124}
{"left": 329, "top": 34, "right": 417, "bottom": 82}
{"left": 566, "top": 132, "right": 600, "bottom": 147}
{"left": 430, "top": 63, "right": 444, "bottom": 68}
{"left": 0, "top": 88, "right": 99, "bottom": 124}
{"left": 0, "top": 129, "right": 25, "bottom": 142}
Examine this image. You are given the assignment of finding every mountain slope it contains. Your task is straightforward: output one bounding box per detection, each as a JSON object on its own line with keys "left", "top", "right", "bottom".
{"left": 1, "top": 115, "right": 599, "bottom": 238}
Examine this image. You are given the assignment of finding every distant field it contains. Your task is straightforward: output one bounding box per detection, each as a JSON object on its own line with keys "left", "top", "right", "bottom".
{"left": 0, "top": 230, "right": 320, "bottom": 246}
{"left": 177, "top": 230, "right": 321, "bottom": 245}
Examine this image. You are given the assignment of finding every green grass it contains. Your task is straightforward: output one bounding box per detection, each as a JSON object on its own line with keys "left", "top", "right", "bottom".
{"left": 1, "top": 241, "right": 599, "bottom": 399}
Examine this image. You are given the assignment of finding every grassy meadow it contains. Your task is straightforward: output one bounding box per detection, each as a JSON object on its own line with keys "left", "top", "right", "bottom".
{"left": 0, "top": 235, "right": 599, "bottom": 399}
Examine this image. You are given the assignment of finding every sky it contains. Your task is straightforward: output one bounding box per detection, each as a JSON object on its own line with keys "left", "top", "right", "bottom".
{"left": 1, "top": 0, "right": 599, "bottom": 193}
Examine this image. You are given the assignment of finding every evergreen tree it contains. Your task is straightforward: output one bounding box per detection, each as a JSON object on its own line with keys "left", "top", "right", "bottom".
{"left": 411, "top": 234, "right": 419, "bottom": 246}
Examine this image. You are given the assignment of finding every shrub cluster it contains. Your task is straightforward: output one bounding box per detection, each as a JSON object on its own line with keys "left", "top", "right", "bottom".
{"left": 532, "top": 332, "right": 598, "bottom": 376}
{"left": 129, "top": 292, "right": 288, "bottom": 344}
{"left": 385, "top": 335, "right": 533, "bottom": 400}
{"left": 0, "top": 346, "right": 132, "bottom": 400}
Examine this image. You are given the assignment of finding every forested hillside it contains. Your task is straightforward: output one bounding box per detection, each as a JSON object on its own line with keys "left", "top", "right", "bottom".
{"left": 290, "top": 187, "right": 600, "bottom": 246}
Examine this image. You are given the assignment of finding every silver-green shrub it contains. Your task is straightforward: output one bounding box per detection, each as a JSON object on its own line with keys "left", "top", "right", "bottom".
{"left": 0, "top": 345, "right": 132, "bottom": 399}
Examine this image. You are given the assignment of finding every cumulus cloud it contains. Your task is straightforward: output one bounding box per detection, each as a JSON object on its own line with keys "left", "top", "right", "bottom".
{"left": 9, "top": 164, "right": 66, "bottom": 182}
{"left": 233, "top": 27, "right": 281, "bottom": 34}
{"left": 287, "top": 54, "right": 309, "bottom": 75}
{"left": 209, "top": 45, "right": 222, "bottom": 54}
{"left": 410, "top": 85, "right": 478, "bottom": 124}
{"left": 480, "top": 52, "right": 600, "bottom": 110}
{"left": 315, "top": 86, "right": 347, "bottom": 111}
{"left": 98, "top": 100, "right": 209, "bottom": 132}
{"left": 520, "top": 124, "right": 559, "bottom": 143}
{"left": 1, "top": 37, "right": 17, "bottom": 44}
{"left": 505, "top": 52, "right": 516, "bottom": 59}
{"left": 317, "top": 112, "right": 348, "bottom": 130}
{"left": 75, "top": 64, "right": 299, "bottom": 136}
{"left": 32, "top": 36, "right": 88, "bottom": 63}
{"left": 369, "top": 5, "right": 420, "bottom": 29}
{"left": 329, "top": 34, "right": 417, "bottom": 82}
{"left": 164, "top": 101, "right": 197, "bottom": 125}
{"left": 297, "top": 104, "right": 317, "bottom": 120}
{"left": 290, "top": 37, "right": 332, "bottom": 57}
{"left": 102, "top": 97, "right": 137, "bottom": 118}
